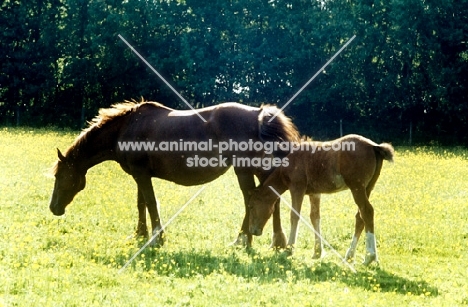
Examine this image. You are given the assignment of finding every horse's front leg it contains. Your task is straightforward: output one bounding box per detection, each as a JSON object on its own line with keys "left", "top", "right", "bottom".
{"left": 309, "top": 194, "right": 323, "bottom": 259}
{"left": 134, "top": 176, "right": 164, "bottom": 247}
{"left": 135, "top": 188, "right": 149, "bottom": 238}
{"left": 270, "top": 198, "right": 287, "bottom": 249}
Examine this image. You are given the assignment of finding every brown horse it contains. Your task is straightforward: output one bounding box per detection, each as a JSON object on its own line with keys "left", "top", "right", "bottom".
{"left": 248, "top": 134, "right": 394, "bottom": 265}
{"left": 49, "top": 101, "right": 299, "bottom": 248}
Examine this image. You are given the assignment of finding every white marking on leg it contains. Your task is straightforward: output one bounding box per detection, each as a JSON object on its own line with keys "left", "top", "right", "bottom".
{"left": 268, "top": 186, "right": 356, "bottom": 273}
{"left": 312, "top": 218, "right": 323, "bottom": 258}
{"left": 288, "top": 217, "right": 300, "bottom": 247}
{"left": 345, "top": 236, "right": 359, "bottom": 260}
{"left": 363, "top": 232, "right": 378, "bottom": 265}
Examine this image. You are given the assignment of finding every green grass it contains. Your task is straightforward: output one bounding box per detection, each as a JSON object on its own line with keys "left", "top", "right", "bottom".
{"left": 1, "top": 127, "right": 468, "bottom": 306}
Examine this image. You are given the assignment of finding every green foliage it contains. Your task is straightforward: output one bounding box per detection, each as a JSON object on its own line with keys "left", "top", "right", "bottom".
{"left": 0, "top": 1, "right": 467, "bottom": 133}
{"left": 1, "top": 128, "right": 468, "bottom": 305}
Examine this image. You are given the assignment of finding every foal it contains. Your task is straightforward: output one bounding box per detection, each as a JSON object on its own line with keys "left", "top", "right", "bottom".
{"left": 248, "top": 134, "right": 394, "bottom": 265}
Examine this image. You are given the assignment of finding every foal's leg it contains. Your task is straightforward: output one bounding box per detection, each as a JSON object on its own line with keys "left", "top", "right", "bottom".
{"left": 286, "top": 186, "right": 306, "bottom": 254}
{"left": 349, "top": 187, "right": 377, "bottom": 265}
{"left": 309, "top": 194, "right": 323, "bottom": 259}
{"left": 344, "top": 210, "right": 365, "bottom": 261}
{"left": 270, "top": 199, "right": 287, "bottom": 249}
{"left": 133, "top": 176, "right": 164, "bottom": 247}
{"left": 345, "top": 185, "right": 376, "bottom": 261}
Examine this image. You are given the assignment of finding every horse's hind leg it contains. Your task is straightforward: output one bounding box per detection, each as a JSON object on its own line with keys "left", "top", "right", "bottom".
{"left": 349, "top": 187, "right": 378, "bottom": 265}
{"left": 232, "top": 172, "right": 255, "bottom": 248}
{"left": 309, "top": 194, "right": 323, "bottom": 259}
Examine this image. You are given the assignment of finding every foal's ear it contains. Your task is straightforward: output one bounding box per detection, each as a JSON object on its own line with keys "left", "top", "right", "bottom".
{"left": 247, "top": 187, "right": 259, "bottom": 196}
{"left": 57, "top": 148, "right": 66, "bottom": 162}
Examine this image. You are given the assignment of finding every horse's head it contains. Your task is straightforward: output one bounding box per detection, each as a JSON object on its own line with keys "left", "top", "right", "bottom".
{"left": 49, "top": 149, "right": 86, "bottom": 216}
{"left": 248, "top": 188, "right": 276, "bottom": 236}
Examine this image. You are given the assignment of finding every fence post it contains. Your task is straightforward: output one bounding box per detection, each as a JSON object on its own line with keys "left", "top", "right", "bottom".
{"left": 409, "top": 121, "right": 412, "bottom": 146}
{"left": 340, "top": 119, "right": 343, "bottom": 137}
{"left": 16, "top": 105, "right": 20, "bottom": 126}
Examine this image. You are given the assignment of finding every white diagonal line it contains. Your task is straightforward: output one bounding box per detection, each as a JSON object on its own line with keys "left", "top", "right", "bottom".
{"left": 118, "top": 34, "right": 207, "bottom": 123}
{"left": 268, "top": 186, "right": 356, "bottom": 273}
{"left": 268, "top": 35, "right": 356, "bottom": 122}
{"left": 118, "top": 186, "right": 206, "bottom": 273}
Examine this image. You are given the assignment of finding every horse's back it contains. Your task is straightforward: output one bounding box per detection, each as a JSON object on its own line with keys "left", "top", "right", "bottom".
{"left": 204, "top": 103, "right": 260, "bottom": 140}
{"left": 124, "top": 102, "right": 260, "bottom": 141}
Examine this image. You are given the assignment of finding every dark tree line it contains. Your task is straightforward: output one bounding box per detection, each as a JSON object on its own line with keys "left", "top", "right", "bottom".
{"left": 1, "top": 0, "right": 467, "bottom": 144}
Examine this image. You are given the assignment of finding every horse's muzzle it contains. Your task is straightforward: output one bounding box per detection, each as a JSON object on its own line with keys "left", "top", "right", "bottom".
{"left": 49, "top": 203, "right": 65, "bottom": 216}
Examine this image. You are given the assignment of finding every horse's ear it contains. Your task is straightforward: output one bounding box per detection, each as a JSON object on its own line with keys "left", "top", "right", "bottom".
{"left": 57, "top": 148, "right": 66, "bottom": 162}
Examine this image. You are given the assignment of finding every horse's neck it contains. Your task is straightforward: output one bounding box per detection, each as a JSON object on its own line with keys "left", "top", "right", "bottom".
{"left": 68, "top": 124, "right": 119, "bottom": 172}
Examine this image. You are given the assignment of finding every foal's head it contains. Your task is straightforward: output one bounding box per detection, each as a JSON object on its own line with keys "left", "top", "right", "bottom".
{"left": 49, "top": 149, "right": 86, "bottom": 216}
{"left": 248, "top": 187, "right": 276, "bottom": 236}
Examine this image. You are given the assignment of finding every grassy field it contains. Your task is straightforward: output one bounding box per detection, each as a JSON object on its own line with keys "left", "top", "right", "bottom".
{"left": 1, "top": 127, "right": 467, "bottom": 306}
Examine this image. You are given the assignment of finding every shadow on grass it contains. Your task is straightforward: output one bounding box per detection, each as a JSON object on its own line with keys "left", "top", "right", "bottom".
{"left": 110, "top": 246, "right": 439, "bottom": 297}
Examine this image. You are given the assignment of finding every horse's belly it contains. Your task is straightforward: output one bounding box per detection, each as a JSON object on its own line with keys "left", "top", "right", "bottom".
{"left": 152, "top": 161, "right": 231, "bottom": 186}
{"left": 166, "top": 170, "right": 230, "bottom": 186}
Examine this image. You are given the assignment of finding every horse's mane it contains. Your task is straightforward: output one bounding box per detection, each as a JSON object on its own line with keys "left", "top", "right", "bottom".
{"left": 258, "top": 104, "right": 300, "bottom": 143}
{"left": 83, "top": 100, "right": 167, "bottom": 133}
{"left": 51, "top": 100, "right": 166, "bottom": 174}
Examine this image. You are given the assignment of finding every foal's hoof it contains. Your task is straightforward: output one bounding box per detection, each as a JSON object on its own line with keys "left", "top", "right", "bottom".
{"left": 270, "top": 231, "right": 287, "bottom": 249}
{"left": 363, "top": 253, "right": 378, "bottom": 266}
{"left": 281, "top": 245, "right": 294, "bottom": 257}
{"left": 312, "top": 250, "right": 323, "bottom": 259}
{"left": 229, "top": 233, "right": 252, "bottom": 249}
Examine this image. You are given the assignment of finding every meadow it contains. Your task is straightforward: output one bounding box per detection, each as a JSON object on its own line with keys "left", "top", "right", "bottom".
{"left": 1, "top": 127, "right": 467, "bottom": 306}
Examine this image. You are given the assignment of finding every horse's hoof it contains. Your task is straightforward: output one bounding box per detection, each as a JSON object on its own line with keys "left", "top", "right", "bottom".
{"left": 270, "top": 232, "right": 287, "bottom": 249}
{"left": 148, "top": 228, "right": 165, "bottom": 248}
{"left": 148, "top": 236, "right": 164, "bottom": 248}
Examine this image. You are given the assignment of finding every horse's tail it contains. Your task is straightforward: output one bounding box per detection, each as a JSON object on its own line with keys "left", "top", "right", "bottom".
{"left": 374, "top": 143, "right": 395, "bottom": 163}
{"left": 258, "top": 105, "right": 300, "bottom": 143}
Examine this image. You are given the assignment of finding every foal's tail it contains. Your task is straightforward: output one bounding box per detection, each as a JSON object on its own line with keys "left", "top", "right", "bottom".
{"left": 366, "top": 142, "right": 394, "bottom": 196}
{"left": 374, "top": 143, "right": 395, "bottom": 163}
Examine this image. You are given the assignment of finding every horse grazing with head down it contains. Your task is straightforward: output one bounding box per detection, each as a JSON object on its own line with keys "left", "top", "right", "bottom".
{"left": 248, "top": 134, "right": 394, "bottom": 265}
{"left": 49, "top": 101, "right": 299, "bottom": 248}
